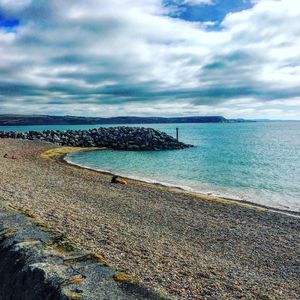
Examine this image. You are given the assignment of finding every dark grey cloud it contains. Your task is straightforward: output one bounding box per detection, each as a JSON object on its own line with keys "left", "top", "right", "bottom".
{"left": 0, "top": 0, "right": 299, "bottom": 119}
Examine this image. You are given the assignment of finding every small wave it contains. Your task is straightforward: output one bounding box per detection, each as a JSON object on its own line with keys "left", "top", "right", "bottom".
{"left": 66, "top": 157, "right": 249, "bottom": 203}
{"left": 65, "top": 155, "right": 300, "bottom": 216}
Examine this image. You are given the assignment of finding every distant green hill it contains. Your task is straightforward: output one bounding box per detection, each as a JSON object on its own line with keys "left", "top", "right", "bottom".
{"left": 0, "top": 114, "right": 230, "bottom": 126}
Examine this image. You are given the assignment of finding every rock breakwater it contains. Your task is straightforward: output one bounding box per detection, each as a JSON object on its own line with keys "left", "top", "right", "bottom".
{"left": 0, "top": 127, "right": 192, "bottom": 150}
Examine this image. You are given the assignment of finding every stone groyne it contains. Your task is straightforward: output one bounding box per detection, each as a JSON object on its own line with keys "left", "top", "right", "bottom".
{"left": 0, "top": 200, "right": 170, "bottom": 300}
{"left": 0, "top": 127, "right": 192, "bottom": 150}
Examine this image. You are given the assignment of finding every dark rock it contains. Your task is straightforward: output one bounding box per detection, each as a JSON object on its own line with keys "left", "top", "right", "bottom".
{"left": 0, "top": 201, "right": 170, "bottom": 300}
{"left": 0, "top": 127, "right": 193, "bottom": 151}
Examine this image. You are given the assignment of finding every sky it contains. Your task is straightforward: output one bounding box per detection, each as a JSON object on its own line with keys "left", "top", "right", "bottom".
{"left": 0, "top": 0, "right": 300, "bottom": 119}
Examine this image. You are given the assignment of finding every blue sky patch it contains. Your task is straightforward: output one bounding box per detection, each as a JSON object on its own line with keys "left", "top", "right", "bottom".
{"left": 0, "top": 14, "right": 20, "bottom": 32}
{"left": 164, "top": 0, "right": 254, "bottom": 27}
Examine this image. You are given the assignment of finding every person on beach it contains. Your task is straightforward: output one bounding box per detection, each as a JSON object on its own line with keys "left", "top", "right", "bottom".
{"left": 111, "top": 175, "right": 127, "bottom": 185}
{"left": 3, "top": 154, "right": 17, "bottom": 159}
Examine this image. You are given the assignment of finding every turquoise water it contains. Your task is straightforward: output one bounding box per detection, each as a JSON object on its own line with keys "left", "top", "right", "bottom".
{"left": 1, "top": 123, "right": 300, "bottom": 212}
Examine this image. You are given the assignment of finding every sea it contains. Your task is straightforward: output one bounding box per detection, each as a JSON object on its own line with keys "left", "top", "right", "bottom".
{"left": 1, "top": 122, "right": 299, "bottom": 212}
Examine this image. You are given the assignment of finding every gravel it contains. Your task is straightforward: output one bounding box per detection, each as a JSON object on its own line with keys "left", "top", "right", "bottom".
{"left": 0, "top": 139, "right": 299, "bottom": 300}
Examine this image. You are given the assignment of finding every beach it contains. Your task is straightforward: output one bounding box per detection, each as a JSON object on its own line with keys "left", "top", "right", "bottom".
{"left": 0, "top": 139, "right": 299, "bottom": 299}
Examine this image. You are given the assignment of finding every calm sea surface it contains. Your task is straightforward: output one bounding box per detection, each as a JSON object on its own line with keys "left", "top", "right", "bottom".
{"left": 1, "top": 123, "right": 299, "bottom": 212}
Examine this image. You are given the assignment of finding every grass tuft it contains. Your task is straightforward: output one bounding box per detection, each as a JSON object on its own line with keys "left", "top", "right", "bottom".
{"left": 48, "top": 234, "right": 78, "bottom": 253}
{"left": 61, "top": 276, "right": 85, "bottom": 287}
{"left": 113, "top": 272, "right": 133, "bottom": 282}
{"left": 63, "top": 290, "right": 83, "bottom": 300}
{"left": 0, "top": 229, "right": 18, "bottom": 241}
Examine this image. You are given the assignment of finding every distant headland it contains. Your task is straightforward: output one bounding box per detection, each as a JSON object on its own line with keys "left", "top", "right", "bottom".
{"left": 0, "top": 114, "right": 253, "bottom": 126}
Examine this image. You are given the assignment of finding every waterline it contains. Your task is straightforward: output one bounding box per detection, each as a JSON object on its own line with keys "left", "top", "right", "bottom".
{"left": 65, "top": 123, "right": 300, "bottom": 213}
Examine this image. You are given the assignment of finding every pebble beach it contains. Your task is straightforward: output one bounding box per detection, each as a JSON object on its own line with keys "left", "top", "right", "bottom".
{"left": 0, "top": 139, "right": 299, "bottom": 299}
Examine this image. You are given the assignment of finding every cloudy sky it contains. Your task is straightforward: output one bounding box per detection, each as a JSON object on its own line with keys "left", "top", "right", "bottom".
{"left": 0, "top": 0, "right": 300, "bottom": 119}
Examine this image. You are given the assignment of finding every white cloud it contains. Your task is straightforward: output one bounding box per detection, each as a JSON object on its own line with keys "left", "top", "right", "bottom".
{"left": 0, "top": 0, "right": 31, "bottom": 12}
{"left": 181, "top": 0, "right": 214, "bottom": 5}
{"left": 0, "top": 0, "right": 300, "bottom": 119}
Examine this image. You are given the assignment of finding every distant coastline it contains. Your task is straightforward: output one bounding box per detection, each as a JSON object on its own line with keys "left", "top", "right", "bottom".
{"left": 1, "top": 114, "right": 299, "bottom": 127}
{"left": 0, "top": 114, "right": 251, "bottom": 126}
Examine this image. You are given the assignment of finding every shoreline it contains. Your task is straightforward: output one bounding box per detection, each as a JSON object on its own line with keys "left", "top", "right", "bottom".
{"left": 60, "top": 147, "right": 300, "bottom": 218}
{"left": 1, "top": 139, "right": 300, "bottom": 299}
